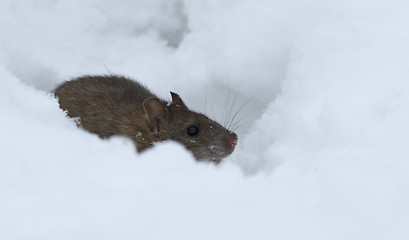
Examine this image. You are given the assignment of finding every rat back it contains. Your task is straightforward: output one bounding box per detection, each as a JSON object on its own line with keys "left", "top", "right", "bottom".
{"left": 54, "top": 75, "right": 156, "bottom": 140}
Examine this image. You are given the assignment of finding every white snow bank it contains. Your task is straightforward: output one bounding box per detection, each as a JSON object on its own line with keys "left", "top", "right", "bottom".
{"left": 1, "top": 0, "right": 409, "bottom": 239}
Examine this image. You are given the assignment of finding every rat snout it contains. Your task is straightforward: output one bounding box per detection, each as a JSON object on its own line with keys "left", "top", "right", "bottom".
{"left": 231, "top": 137, "right": 238, "bottom": 147}
{"left": 228, "top": 132, "right": 238, "bottom": 148}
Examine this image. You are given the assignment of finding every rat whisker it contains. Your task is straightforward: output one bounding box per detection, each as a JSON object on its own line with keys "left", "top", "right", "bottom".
{"left": 227, "top": 94, "right": 256, "bottom": 130}
{"left": 230, "top": 106, "right": 264, "bottom": 131}
{"left": 227, "top": 87, "right": 268, "bottom": 131}
{"left": 205, "top": 78, "right": 208, "bottom": 115}
{"left": 221, "top": 80, "right": 232, "bottom": 128}
{"left": 225, "top": 79, "right": 244, "bottom": 130}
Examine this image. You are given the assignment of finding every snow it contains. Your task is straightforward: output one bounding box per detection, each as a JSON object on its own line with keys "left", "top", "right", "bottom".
{"left": 1, "top": 0, "right": 409, "bottom": 239}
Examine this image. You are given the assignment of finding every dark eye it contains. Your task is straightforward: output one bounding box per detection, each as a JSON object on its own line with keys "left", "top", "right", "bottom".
{"left": 187, "top": 126, "right": 199, "bottom": 136}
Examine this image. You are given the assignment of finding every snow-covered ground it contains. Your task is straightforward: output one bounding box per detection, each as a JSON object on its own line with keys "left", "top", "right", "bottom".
{"left": 1, "top": 0, "right": 409, "bottom": 239}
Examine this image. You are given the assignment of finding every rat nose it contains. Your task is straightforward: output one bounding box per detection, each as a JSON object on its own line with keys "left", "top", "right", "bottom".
{"left": 230, "top": 133, "right": 238, "bottom": 147}
{"left": 231, "top": 138, "right": 238, "bottom": 147}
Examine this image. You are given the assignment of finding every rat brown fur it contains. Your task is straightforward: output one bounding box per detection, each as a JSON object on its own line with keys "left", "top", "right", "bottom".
{"left": 54, "top": 75, "right": 238, "bottom": 163}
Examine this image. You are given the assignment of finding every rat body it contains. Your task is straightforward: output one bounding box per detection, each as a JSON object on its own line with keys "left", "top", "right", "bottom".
{"left": 54, "top": 75, "right": 238, "bottom": 163}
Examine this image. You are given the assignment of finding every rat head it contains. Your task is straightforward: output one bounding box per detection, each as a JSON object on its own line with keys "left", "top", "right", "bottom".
{"left": 143, "top": 92, "right": 238, "bottom": 163}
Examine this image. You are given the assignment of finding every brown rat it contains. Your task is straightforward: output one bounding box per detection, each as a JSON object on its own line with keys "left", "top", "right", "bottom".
{"left": 54, "top": 75, "right": 238, "bottom": 163}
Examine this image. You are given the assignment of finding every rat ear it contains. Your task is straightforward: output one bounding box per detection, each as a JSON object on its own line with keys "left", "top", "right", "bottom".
{"left": 170, "top": 91, "right": 187, "bottom": 108}
{"left": 143, "top": 97, "right": 166, "bottom": 134}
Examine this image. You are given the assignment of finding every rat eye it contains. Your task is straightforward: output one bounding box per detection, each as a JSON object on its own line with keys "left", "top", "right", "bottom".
{"left": 187, "top": 126, "right": 199, "bottom": 136}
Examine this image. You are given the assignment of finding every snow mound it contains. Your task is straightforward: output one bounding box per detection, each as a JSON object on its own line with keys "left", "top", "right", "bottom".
{"left": 1, "top": 0, "right": 409, "bottom": 239}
